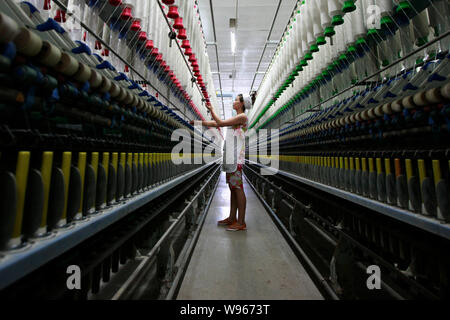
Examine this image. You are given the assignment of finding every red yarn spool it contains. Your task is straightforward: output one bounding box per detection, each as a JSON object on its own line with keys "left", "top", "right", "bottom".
{"left": 54, "top": 10, "right": 62, "bottom": 22}
{"left": 130, "top": 19, "right": 141, "bottom": 31}
{"left": 121, "top": 7, "right": 133, "bottom": 20}
{"left": 138, "top": 32, "right": 147, "bottom": 42}
{"left": 177, "top": 28, "right": 187, "bottom": 40}
{"left": 44, "top": 0, "right": 51, "bottom": 10}
{"left": 167, "top": 6, "right": 179, "bottom": 19}
{"left": 145, "top": 40, "right": 154, "bottom": 50}
{"left": 181, "top": 40, "right": 190, "bottom": 49}
{"left": 54, "top": 10, "right": 67, "bottom": 23}
{"left": 173, "top": 17, "right": 184, "bottom": 29}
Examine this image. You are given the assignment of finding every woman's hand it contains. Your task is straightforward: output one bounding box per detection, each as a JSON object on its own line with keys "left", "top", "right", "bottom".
{"left": 205, "top": 103, "right": 213, "bottom": 111}
{"left": 189, "top": 120, "right": 204, "bottom": 126}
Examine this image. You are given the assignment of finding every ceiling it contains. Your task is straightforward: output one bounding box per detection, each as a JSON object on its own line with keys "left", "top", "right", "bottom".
{"left": 197, "top": 0, "right": 297, "bottom": 120}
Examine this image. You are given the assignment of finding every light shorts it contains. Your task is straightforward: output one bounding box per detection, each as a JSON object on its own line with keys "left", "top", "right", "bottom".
{"left": 226, "top": 164, "right": 244, "bottom": 190}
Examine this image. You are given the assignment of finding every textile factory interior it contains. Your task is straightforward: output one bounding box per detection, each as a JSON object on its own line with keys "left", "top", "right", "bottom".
{"left": 0, "top": 0, "right": 449, "bottom": 302}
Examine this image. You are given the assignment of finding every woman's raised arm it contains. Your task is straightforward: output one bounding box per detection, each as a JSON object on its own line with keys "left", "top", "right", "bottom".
{"left": 190, "top": 104, "right": 247, "bottom": 128}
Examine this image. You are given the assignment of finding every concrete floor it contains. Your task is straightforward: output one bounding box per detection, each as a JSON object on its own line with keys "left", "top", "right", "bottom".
{"left": 176, "top": 173, "right": 323, "bottom": 300}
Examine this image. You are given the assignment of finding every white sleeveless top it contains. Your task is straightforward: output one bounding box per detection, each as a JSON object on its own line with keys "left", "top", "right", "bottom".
{"left": 222, "top": 118, "right": 248, "bottom": 172}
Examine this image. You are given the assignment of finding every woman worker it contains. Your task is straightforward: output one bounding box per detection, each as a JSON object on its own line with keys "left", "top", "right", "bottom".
{"left": 190, "top": 94, "right": 252, "bottom": 231}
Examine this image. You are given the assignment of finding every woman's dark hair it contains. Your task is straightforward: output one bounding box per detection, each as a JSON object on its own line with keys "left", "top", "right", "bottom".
{"left": 237, "top": 94, "right": 245, "bottom": 112}
{"left": 250, "top": 91, "right": 257, "bottom": 105}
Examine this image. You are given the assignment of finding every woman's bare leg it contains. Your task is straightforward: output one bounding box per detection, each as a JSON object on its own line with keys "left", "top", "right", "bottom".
{"left": 229, "top": 187, "right": 238, "bottom": 221}
{"left": 235, "top": 188, "right": 246, "bottom": 224}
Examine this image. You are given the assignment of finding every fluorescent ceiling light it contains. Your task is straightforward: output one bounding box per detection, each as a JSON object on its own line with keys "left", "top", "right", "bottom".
{"left": 230, "top": 31, "right": 236, "bottom": 55}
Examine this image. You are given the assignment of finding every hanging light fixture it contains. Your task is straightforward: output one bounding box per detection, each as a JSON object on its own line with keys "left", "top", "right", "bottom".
{"left": 230, "top": 31, "right": 236, "bottom": 55}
